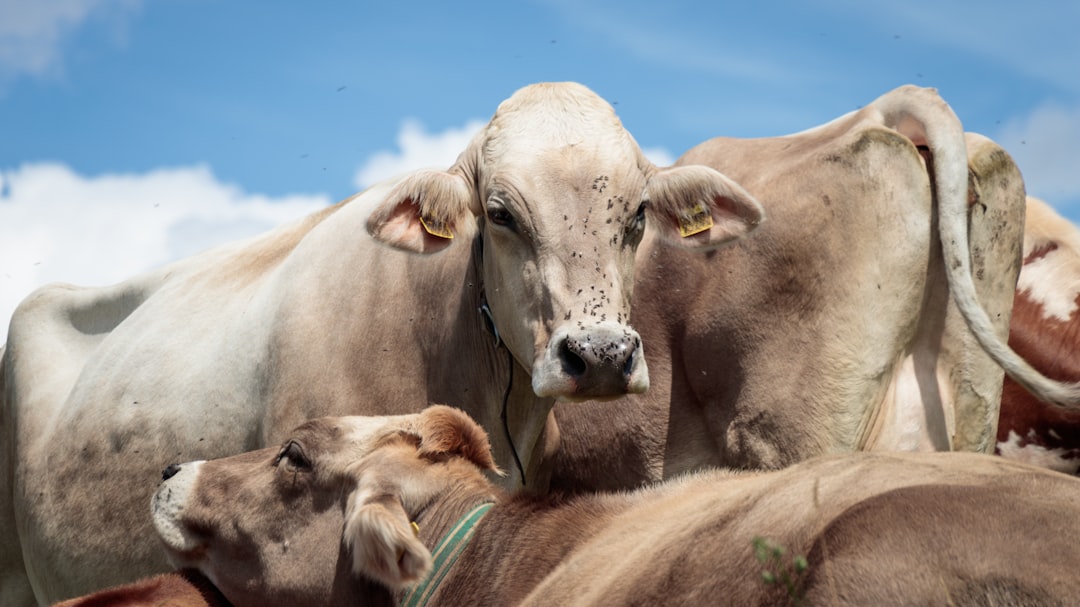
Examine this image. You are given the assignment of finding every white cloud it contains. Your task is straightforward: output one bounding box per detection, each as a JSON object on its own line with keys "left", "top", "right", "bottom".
{"left": 642, "top": 146, "right": 676, "bottom": 168}
{"left": 0, "top": 0, "right": 140, "bottom": 81}
{"left": 0, "top": 163, "right": 329, "bottom": 340}
{"left": 995, "top": 103, "right": 1080, "bottom": 214}
{"left": 354, "top": 119, "right": 486, "bottom": 190}
{"left": 354, "top": 119, "right": 677, "bottom": 189}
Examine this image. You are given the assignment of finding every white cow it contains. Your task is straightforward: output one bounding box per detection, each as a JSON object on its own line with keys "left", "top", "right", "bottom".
{"left": 0, "top": 82, "right": 764, "bottom": 605}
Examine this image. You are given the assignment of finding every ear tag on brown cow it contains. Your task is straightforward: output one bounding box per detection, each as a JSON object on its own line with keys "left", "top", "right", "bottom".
{"left": 420, "top": 215, "right": 454, "bottom": 240}
{"left": 678, "top": 201, "right": 714, "bottom": 238}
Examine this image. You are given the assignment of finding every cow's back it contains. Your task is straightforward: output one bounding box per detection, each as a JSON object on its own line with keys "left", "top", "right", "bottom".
{"left": 524, "top": 453, "right": 1080, "bottom": 606}
{"left": 799, "top": 480, "right": 1080, "bottom": 606}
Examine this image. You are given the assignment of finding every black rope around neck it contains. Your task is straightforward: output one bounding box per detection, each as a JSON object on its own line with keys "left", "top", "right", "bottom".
{"left": 499, "top": 346, "right": 526, "bottom": 487}
{"left": 476, "top": 230, "right": 526, "bottom": 487}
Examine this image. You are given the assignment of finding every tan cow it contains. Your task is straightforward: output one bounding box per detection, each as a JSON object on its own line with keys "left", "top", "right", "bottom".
{"left": 151, "top": 405, "right": 1080, "bottom": 607}
{"left": 552, "top": 86, "right": 1058, "bottom": 491}
{"left": 0, "top": 82, "right": 764, "bottom": 605}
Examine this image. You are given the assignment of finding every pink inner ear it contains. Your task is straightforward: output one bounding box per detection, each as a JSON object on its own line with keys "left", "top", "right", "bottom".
{"left": 382, "top": 198, "right": 423, "bottom": 239}
{"left": 373, "top": 197, "right": 455, "bottom": 254}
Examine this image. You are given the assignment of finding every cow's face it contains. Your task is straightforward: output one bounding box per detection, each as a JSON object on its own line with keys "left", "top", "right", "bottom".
{"left": 152, "top": 407, "right": 499, "bottom": 607}
{"left": 153, "top": 415, "right": 399, "bottom": 607}
{"left": 367, "top": 82, "right": 764, "bottom": 400}
{"left": 476, "top": 129, "right": 651, "bottom": 399}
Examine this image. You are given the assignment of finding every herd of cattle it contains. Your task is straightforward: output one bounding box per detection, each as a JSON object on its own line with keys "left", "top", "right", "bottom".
{"left": 3, "top": 81, "right": 1080, "bottom": 606}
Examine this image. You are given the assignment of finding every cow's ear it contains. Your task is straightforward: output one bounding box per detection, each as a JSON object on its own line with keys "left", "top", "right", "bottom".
{"left": 646, "top": 165, "right": 764, "bottom": 250}
{"left": 366, "top": 170, "right": 478, "bottom": 254}
{"left": 416, "top": 405, "right": 502, "bottom": 474}
{"left": 343, "top": 489, "right": 432, "bottom": 590}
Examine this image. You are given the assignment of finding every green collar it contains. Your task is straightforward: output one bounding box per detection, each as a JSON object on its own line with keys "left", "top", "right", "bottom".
{"left": 400, "top": 502, "right": 494, "bottom": 607}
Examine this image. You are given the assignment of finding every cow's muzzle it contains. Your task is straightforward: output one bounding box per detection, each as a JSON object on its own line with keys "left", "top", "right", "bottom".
{"left": 533, "top": 322, "right": 649, "bottom": 399}
{"left": 152, "top": 460, "right": 207, "bottom": 558}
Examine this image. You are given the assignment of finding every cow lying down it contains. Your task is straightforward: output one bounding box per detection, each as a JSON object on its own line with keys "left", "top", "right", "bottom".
{"left": 142, "top": 405, "right": 1080, "bottom": 607}
{"left": 52, "top": 569, "right": 229, "bottom": 607}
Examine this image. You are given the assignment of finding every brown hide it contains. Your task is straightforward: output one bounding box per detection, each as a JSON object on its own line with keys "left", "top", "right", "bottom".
{"left": 151, "top": 407, "right": 1080, "bottom": 607}
{"left": 52, "top": 571, "right": 229, "bottom": 607}
{"left": 996, "top": 197, "right": 1080, "bottom": 473}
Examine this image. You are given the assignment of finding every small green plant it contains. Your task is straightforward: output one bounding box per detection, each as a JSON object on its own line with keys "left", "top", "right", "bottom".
{"left": 753, "top": 536, "right": 809, "bottom": 605}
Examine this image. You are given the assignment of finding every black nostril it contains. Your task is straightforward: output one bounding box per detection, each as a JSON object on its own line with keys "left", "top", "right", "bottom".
{"left": 623, "top": 341, "right": 639, "bottom": 375}
{"left": 162, "top": 463, "right": 182, "bottom": 481}
{"left": 558, "top": 338, "right": 588, "bottom": 377}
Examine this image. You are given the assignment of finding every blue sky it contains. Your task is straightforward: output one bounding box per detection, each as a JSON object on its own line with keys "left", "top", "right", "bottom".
{"left": 1, "top": 0, "right": 1078, "bottom": 336}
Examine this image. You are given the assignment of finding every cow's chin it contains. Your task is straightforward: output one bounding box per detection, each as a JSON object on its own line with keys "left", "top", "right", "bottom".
{"left": 531, "top": 361, "right": 650, "bottom": 400}
{"left": 555, "top": 391, "right": 639, "bottom": 404}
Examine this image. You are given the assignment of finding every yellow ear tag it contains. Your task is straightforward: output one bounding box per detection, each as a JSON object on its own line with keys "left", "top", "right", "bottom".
{"left": 420, "top": 215, "right": 454, "bottom": 240}
{"left": 410, "top": 521, "right": 421, "bottom": 537}
{"left": 678, "top": 202, "right": 714, "bottom": 238}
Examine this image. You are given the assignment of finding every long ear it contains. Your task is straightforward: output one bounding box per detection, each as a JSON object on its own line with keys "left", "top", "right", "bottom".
{"left": 416, "top": 405, "right": 502, "bottom": 474}
{"left": 365, "top": 169, "right": 478, "bottom": 254}
{"left": 343, "top": 489, "right": 432, "bottom": 590}
{"left": 646, "top": 165, "right": 765, "bottom": 250}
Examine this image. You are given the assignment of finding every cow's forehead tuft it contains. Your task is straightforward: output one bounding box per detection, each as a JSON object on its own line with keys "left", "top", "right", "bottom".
{"left": 291, "top": 417, "right": 347, "bottom": 443}
{"left": 480, "top": 87, "right": 635, "bottom": 167}
{"left": 338, "top": 414, "right": 414, "bottom": 447}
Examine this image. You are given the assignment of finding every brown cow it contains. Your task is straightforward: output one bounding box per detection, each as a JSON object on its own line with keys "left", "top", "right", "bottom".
{"left": 51, "top": 571, "right": 229, "bottom": 607}
{"left": 997, "top": 196, "right": 1080, "bottom": 473}
{"left": 152, "top": 406, "right": 1080, "bottom": 607}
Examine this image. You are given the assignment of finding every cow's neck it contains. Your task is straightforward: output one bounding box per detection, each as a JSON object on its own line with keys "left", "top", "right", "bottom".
{"left": 408, "top": 503, "right": 492, "bottom": 607}
{"left": 410, "top": 488, "right": 633, "bottom": 606}
{"left": 442, "top": 235, "right": 558, "bottom": 491}
{"left": 395, "top": 473, "right": 502, "bottom": 603}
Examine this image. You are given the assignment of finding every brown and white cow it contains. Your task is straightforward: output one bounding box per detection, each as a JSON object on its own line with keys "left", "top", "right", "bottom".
{"left": 0, "top": 82, "right": 764, "bottom": 605}
{"left": 551, "top": 86, "right": 1060, "bottom": 491}
{"left": 151, "top": 405, "right": 1080, "bottom": 607}
{"left": 996, "top": 196, "right": 1080, "bottom": 473}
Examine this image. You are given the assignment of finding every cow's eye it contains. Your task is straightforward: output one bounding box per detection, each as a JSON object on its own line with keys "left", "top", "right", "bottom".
{"left": 277, "top": 441, "right": 311, "bottom": 472}
{"left": 486, "top": 202, "right": 516, "bottom": 230}
{"left": 627, "top": 201, "right": 647, "bottom": 233}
